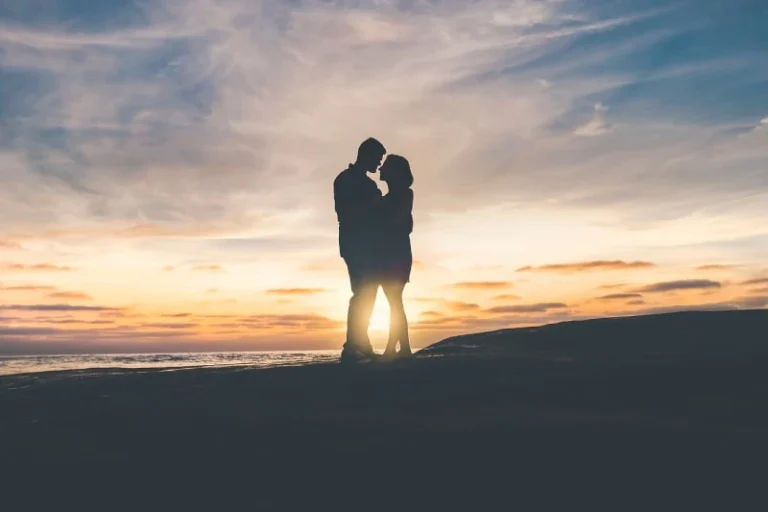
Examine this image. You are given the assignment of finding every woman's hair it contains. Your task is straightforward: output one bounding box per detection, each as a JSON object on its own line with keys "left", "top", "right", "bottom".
{"left": 383, "top": 154, "right": 414, "bottom": 190}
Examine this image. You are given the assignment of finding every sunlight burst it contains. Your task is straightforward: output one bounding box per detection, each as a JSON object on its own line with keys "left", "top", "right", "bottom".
{"left": 369, "top": 294, "right": 390, "bottom": 332}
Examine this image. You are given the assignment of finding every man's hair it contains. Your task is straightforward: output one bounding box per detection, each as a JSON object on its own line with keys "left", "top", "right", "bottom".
{"left": 383, "top": 154, "right": 413, "bottom": 189}
{"left": 357, "top": 137, "right": 386, "bottom": 161}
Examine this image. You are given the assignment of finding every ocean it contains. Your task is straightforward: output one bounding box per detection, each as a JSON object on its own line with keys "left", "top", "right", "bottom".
{"left": 0, "top": 351, "right": 340, "bottom": 377}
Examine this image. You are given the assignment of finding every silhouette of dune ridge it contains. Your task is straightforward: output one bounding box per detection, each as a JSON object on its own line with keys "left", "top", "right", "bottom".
{"left": 420, "top": 309, "right": 768, "bottom": 360}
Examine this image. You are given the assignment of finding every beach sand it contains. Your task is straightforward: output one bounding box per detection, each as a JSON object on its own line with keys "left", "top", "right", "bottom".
{"left": 2, "top": 310, "right": 767, "bottom": 509}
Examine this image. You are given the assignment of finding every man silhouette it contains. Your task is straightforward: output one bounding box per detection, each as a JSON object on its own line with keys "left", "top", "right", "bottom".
{"left": 334, "top": 138, "right": 386, "bottom": 363}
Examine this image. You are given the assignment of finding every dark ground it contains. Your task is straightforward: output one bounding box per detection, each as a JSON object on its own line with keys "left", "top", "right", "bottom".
{"left": 2, "top": 310, "right": 767, "bottom": 509}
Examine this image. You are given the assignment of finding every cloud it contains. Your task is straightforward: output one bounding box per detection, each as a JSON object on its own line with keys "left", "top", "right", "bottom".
{"left": 33, "top": 318, "right": 115, "bottom": 325}
{"left": 47, "top": 291, "right": 93, "bottom": 300}
{"left": 0, "top": 304, "right": 119, "bottom": 311}
{"left": 0, "top": 284, "right": 58, "bottom": 292}
{"left": 728, "top": 296, "right": 768, "bottom": 309}
{"left": 696, "top": 264, "right": 738, "bottom": 271}
{"left": 517, "top": 260, "right": 656, "bottom": 273}
{"left": 493, "top": 294, "right": 522, "bottom": 301}
{"left": 143, "top": 323, "right": 197, "bottom": 329}
{"left": 8, "top": 223, "right": 239, "bottom": 242}
{"left": 626, "top": 299, "right": 646, "bottom": 306}
{"left": 0, "top": 0, "right": 763, "bottom": 242}
{"left": 595, "top": 293, "right": 643, "bottom": 301}
{"left": 266, "top": 288, "right": 328, "bottom": 296}
{"left": 0, "top": 240, "right": 22, "bottom": 249}
{"left": 742, "top": 277, "right": 768, "bottom": 286}
{"left": 487, "top": 302, "right": 568, "bottom": 314}
{"left": 629, "top": 304, "right": 739, "bottom": 316}
{"left": 598, "top": 284, "right": 626, "bottom": 290}
{"left": 574, "top": 103, "right": 611, "bottom": 137}
{"left": 191, "top": 265, "right": 224, "bottom": 272}
{"left": 636, "top": 280, "right": 722, "bottom": 293}
{"left": 0, "top": 327, "right": 64, "bottom": 336}
{"left": 236, "top": 314, "right": 342, "bottom": 330}
{"left": 450, "top": 281, "right": 512, "bottom": 290}
{"left": 0, "top": 263, "right": 74, "bottom": 272}
{"left": 443, "top": 301, "right": 481, "bottom": 312}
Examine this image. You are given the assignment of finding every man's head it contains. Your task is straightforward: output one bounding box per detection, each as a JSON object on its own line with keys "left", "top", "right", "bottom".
{"left": 355, "top": 137, "right": 386, "bottom": 174}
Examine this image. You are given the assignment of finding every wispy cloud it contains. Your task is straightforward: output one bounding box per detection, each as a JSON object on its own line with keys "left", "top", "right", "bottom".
{"left": 696, "top": 264, "right": 738, "bottom": 271}
{"left": 47, "top": 291, "right": 93, "bottom": 301}
{"left": 0, "top": 304, "right": 118, "bottom": 311}
{"left": 493, "top": 294, "right": 522, "bottom": 301}
{"left": 574, "top": 103, "right": 611, "bottom": 137}
{"left": 444, "top": 301, "right": 482, "bottom": 312}
{"left": 143, "top": 322, "right": 197, "bottom": 329}
{"left": 517, "top": 260, "right": 655, "bottom": 273}
{"left": 0, "top": 284, "right": 58, "bottom": 292}
{"left": 487, "top": 302, "right": 568, "bottom": 314}
{"left": 266, "top": 288, "right": 328, "bottom": 296}
{"left": 636, "top": 280, "right": 721, "bottom": 293}
{"left": 742, "top": 278, "right": 768, "bottom": 286}
{"left": 450, "top": 281, "right": 513, "bottom": 290}
{"left": 595, "top": 293, "right": 643, "bottom": 301}
{"left": 0, "top": 263, "right": 74, "bottom": 272}
{"left": 729, "top": 296, "right": 768, "bottom": 309}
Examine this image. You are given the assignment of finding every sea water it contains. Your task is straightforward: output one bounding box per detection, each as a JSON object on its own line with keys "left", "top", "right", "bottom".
{"left": 0, "top": 351, "right": 339, "bottom": 376}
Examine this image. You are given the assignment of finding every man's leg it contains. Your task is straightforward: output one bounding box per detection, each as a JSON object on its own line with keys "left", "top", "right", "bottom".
{"left": 343, "top": 259, "right": 378, "bottom": 355}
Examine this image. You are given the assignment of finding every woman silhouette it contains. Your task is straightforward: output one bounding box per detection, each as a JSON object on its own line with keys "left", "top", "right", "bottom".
{"left": 378, "top": 155, "right": 414, "bottom": 359}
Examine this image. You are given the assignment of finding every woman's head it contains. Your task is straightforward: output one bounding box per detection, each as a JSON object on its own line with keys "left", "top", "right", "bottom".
{"left": 380, "top": 154, "right": 413, "bottom": 191}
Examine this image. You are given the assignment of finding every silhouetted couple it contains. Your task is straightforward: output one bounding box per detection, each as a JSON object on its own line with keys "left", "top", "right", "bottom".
{"left": 334, "top": 138, "right": 414, "bottom": 364}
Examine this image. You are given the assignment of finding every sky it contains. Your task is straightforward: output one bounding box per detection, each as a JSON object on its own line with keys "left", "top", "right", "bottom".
{"left": 1, "top": 0, "right": 767, "bottom": 354}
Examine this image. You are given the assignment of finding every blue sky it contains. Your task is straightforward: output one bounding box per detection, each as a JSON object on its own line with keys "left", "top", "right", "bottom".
{"left": 0, "top": 0, "right": 766, "bottom": 352}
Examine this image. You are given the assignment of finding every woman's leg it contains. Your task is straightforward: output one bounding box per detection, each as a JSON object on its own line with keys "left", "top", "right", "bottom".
{"left": 383, "top": 280, "right": 410, "bottom": 355}
{"left": 382, "top": 281, "right": 401, "bottom": 356}
{"left": 397, "top": 281, "right": 411, "bottom": 355}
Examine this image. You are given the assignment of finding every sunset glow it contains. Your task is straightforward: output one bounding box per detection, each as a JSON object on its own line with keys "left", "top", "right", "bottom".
{"left": 1, "top": 0, "right": 767, "bottom": 353}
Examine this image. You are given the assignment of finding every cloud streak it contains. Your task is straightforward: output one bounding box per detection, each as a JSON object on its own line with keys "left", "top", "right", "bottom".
{"left": 0, "top": 263, "right": 74, "bottom": 272}
{"left": 487, "top": 302, "right": 568, "bottom": 314}
{"left": 266, "top": 288, "right": 328, "bottom": 296}
{"left": 0, "top": 304, "right": 119, "bottom": 312}
{"left": 47, "top": 291, "right": 93, "bottom": 301}
{"left": 517, "top": 261, "right": 656, "bottom": 273}
{"left": 635, "top": 280, "right": 722, "bottom": 293}
{"left": 450, "top": 281, "right": 513, "bottom": 290}
{"left": 595, "top": 293, "right": 644, "bottom": 301}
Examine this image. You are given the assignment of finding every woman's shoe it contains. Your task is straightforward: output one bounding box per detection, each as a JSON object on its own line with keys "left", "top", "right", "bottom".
{"left": 380, "top": 348, "right": 398, "bottom": 362}
{"left": 397, "top": 348, "right": 413, "bottom": 358}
